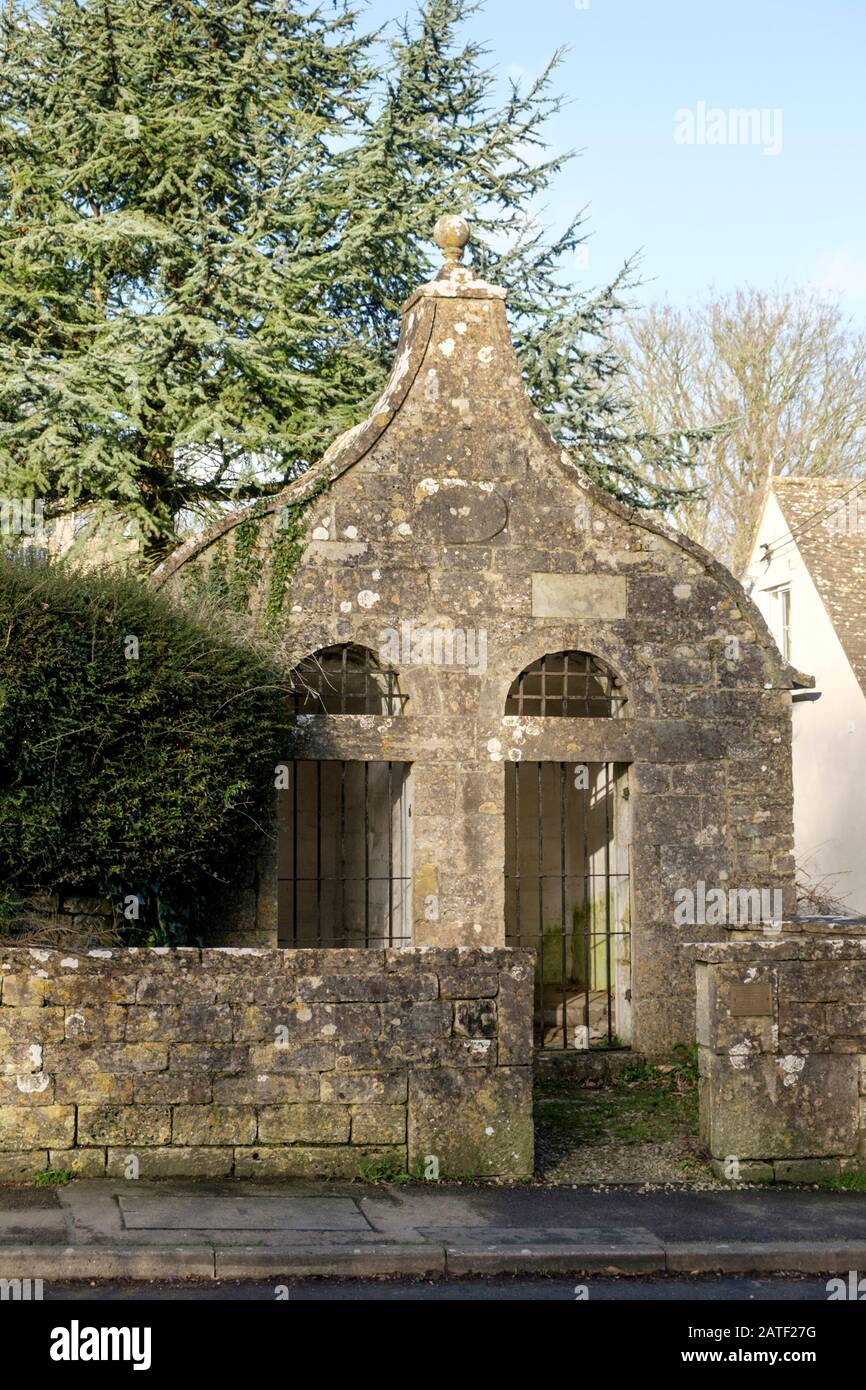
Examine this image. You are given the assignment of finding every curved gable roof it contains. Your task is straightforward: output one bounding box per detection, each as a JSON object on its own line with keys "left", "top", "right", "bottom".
{"left": 154, "top": 221, "right": 808, "bottom": 692}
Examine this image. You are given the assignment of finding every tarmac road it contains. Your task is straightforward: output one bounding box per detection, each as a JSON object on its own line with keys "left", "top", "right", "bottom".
{"left": 41, "top": 1274, "right": 838, "bottom": 1300}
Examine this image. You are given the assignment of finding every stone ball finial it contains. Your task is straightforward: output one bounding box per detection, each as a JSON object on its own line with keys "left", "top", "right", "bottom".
{"left": 434, "top": 214, "right": 471, "bottom": 267}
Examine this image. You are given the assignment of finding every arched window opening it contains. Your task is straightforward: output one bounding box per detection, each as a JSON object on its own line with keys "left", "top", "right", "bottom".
{"left": 505, "top": 651, "right": 625, "bottom": 719}
{"left": 289, "top": 644, "right": 406, "bottom": 716}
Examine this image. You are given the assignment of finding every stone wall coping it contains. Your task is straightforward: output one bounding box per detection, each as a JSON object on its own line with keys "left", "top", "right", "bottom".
{"left": 0, "top": 944, "right": 533, "bottom": 966}
{"left": 688, "top": 933, "right": 866, "bottom": 964}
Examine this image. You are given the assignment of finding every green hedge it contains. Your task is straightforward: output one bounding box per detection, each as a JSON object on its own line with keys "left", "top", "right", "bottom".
{"left": 0, "top": 557, "right": 291, "bottom": 943}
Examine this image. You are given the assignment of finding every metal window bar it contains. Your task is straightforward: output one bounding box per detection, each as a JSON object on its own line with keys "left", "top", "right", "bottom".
{"left": 289, "top": 644, "right": 406, "bottom": 716}
{"left": 581, "top": 763, "right": 591, "bottom": 1047}
{"left": 364, "top": 761, "right": 370, "bottom": 949}
{"left": 291, "top": 748, "right": 299, "bottom": 948}
{"left": 505, "top": 761, "right": 630, "bottom": 1050}
{"left": 278, "top": 760, "right": 412, "bottom": 949}
{"left": 604, "top": 762, "right": 613, "bottom": 1042}
{"left": 387, "top": 760, "right": 394, "bottom": 949}
{"left": 340, "top": 759, "right": 347, "bottom": 940}
{"left": 559, "top": 760, "right": 568, "bottom": 1055}
{"left": 505, "top": 651, "right": 626, "bottom": 719}
{"left": 316, "top": 761, "right": 322, "bottom": 944}
{"left": 536, "top": 760, "right": 544, "bottom": 1050}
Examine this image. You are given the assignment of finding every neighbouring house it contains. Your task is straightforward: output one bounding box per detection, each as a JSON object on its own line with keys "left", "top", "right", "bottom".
{"left": 745, "top": 476, "right": 866, "bottom": 916}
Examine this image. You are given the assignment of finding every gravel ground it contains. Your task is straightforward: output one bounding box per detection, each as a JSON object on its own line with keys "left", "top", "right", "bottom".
{"left": 533, "top": 1058, "right": 721, "bottom": 1185}
{"left": 535, "top": 1128, "right": 719, "bottom": 1185}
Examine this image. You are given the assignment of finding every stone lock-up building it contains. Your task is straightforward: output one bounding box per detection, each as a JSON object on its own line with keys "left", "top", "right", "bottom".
{"left": 162, "top": 215, "right": 802, "bottom": 1053}
{"left": 0, "top": 217, "right": 814, "bottom": 1183}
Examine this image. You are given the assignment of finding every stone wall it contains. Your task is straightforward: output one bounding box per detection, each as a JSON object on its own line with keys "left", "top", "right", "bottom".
{"left": 14, "top": 892, "right": 117, "bottom": 946}
{"left": 0, "top": 945, "right": 534, "bottom": 1182}
{"left": 15, "top": 872, "right": 278, "bottom": 951}
{"left": 695, "top": 925, "right": 866, "bottom": 1182}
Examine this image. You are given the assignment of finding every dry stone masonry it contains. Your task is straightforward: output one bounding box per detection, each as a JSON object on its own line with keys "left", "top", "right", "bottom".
{"left": 696, "top": 924, "right": 866, "bottom": 1181}
{"left": 0, "top": 946, "right": 533, "bottom": 1181}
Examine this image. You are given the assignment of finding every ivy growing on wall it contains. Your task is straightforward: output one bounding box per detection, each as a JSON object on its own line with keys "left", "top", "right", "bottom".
{"left": 180, "top": 477, "right": 330, "bottom": 627}
{"left": 264, "top": 478, "right": 330, "bottom": 624}
{"left": 226, "top": 511, "right": 265, "bottom": 613}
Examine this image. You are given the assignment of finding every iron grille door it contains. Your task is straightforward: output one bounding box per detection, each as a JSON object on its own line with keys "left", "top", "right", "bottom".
{"left": 505, "top": 761, "right": 631, "bottom": 1049}
{"left": 278, "top": 760, "right": 412, "bottom": 948}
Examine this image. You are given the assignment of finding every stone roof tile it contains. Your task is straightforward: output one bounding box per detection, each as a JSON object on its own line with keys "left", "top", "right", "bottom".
{"left": 771, "top": 476, "right": 866, "bottom": 696}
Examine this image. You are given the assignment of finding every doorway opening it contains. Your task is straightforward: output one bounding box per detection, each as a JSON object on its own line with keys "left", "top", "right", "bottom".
{"left": 279, "top": 644, "right": 411, "bottom": 947}
{"left": 277, "top": 760, "right": 413, "bottom": 948}
{"left": 504, "top": 760, "right": 631, "bottom": 1049}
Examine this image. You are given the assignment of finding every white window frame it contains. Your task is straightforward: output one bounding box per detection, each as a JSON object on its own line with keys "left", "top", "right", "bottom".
{"left": 765, "top": 584, "right": 792, "bottom": 662}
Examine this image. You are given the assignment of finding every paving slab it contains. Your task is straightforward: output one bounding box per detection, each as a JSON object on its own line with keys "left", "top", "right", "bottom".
{"left": 666, "top": 1240, "right": 866, "bottom": 1275}
{"left": 0, "top": 1245, "right": 216, "bottom": 1280}
{"left": 118, "top": 1195, "right": 369, "bottom": 1233}
{"left": 214, "top": 1244, "right": 445, "bottom": 1279}
{"left": 130, "top": 1228, "right": 427, "bottom": 1249}
{"left": 0, "top": 1208, "right": 67, "bottom": 1241}
{"left": 418, "top": 1223, "right": 658, "bottom": 1245}
{"left": 434, "top": 1225, "right": 665, "bottom": 1275}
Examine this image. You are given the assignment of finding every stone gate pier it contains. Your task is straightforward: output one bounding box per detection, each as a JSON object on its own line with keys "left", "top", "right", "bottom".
{"left": 693, "top": 922, "right": 866, "bottom": 1182}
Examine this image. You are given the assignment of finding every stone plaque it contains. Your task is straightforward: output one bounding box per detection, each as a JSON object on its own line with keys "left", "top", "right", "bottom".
{"left": 416, "top": 483, "right": 509, "bottom": 543}
{"left": 531, "top": 572, "right": 627, "bottom": 621}
{"left": 729, "top": 983, "right": 773, "bottom": 1017}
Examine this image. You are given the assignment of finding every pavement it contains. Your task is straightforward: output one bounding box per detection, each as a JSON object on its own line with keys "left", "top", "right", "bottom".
{"left": 3, "top": 1180, "right": 866, "bottom": 1280}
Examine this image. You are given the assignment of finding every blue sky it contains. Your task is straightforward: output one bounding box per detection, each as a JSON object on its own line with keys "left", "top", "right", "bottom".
{"left": 361, "top": 0, "right": 866, "bottom": 323}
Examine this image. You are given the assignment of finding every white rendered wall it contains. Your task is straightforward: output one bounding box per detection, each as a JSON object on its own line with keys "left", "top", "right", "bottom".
{"left": 746, "top": 491, "right": 866, "bottom": 914}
